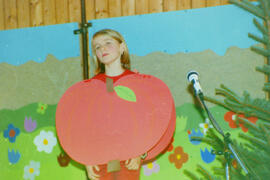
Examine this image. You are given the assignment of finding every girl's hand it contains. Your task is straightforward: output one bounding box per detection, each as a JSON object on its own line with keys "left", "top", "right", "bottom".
{"left": 86, "top": 165, "right": 100, "bottom": 180}
{"left": 125, "top": 156, "right": 141, "bottom": 170}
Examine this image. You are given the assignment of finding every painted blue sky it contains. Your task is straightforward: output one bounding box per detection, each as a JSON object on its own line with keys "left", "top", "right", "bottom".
{"left": 0, "top": 4, "right": 259, "bottom": 65}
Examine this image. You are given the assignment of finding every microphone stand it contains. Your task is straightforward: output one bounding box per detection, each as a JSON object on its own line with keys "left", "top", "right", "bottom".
{"left": 195, "top": 92, "right": 249, "bottom": 180}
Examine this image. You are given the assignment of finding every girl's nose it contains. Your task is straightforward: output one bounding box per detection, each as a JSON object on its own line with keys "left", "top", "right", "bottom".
{"left": 100, "top": 45, "right": 106, "bottom": 51}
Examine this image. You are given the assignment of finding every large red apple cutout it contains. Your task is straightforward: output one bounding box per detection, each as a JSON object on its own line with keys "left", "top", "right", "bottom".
{"left": 56, "top": 73, "right": 176, "bottom": 165}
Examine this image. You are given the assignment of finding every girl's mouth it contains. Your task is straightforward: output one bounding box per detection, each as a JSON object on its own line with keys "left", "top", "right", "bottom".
{"left": 102, "top": 53, "right": 109, "bottom": 57}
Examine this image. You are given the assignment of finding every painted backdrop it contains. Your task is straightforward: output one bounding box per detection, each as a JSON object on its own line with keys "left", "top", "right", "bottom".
{"left": 0, "top": 4, "right": 264, "bottom": 180}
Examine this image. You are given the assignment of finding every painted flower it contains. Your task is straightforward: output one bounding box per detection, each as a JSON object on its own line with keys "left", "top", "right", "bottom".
{"left": 37, "top": 103, "right": 48, "bottom": 114}
{"left": 142, "top": 160, "right": 160, "bottom": 176}
{"left": 187, "top": 128, "right": 203, "bottom": 145}
{"left": 57, "top": 152, "right": 71, "bottom": 167}
{"left": 232, "top": 159, "right": 238, "bottom": 169}
{"left": 4, "top": 124, "right": 20, "bottom": 143}
{"left": 34, "top": 130, "right": 57, "bottom": 153}
{"left": 200, "top": 148, "right": 216, "bottom": 163}
{"left": 23, "top": 161, "right": 40, "bottom": 180}
{"left": 199, "top": 118, "right": 213, "bottom": 134}
{"left": 8, "top": 149, "right": 21, "bottom": 164}
{"left": 169, "top": 146, "right": 188, "bottom": 169}
{"left": 24, "top": 117, "right": 37, "bottom": 132}
{"left": 224, "top": 111, "right": 258, "bottom": 132}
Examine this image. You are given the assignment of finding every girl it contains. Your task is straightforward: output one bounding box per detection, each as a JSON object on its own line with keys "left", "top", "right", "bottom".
{"left": 86, "top": 29, "right": 143, "bottom": 180}
{"left": 56, "top": 28, "right": 175, "bottom": 180}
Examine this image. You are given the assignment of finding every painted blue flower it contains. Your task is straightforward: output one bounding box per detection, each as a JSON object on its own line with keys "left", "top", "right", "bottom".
{"left": 4, "top": 124, "right": 20, "bottom": 143}
{"left": 188, "top": 128, "right": 203, "bottom": 145}
{"left": 200, "top": 148, "right": 216, "bottom": 163}
{"left": 8, "top": 149, "right": 21, "bottom": 164}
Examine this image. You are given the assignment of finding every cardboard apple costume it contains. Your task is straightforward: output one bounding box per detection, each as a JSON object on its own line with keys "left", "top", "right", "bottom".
{"left": 56, "top": 72, "right": 176, "bottom": 165}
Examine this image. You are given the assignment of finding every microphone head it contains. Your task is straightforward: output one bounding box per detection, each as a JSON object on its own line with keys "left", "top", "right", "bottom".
{"left": 187, "top": 70, "right": 199, "bottom": 82}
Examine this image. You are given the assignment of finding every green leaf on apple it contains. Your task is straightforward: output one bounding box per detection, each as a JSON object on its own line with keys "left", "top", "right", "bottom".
{"left": 114, "top": 86, "right": 136, "bottom": 102}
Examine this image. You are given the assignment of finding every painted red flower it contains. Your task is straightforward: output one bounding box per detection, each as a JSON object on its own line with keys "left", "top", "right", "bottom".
{"left": 224, "top": 111, "right": 258, "bottom": 132}
{"left": 168, "top": 146, "right": 188, "bottom": 169}
{"left": 232, "top": 159, "right": 238, "bottom": 169}
{"left": 57, "top": 152, "right": 71, "bottom": 167}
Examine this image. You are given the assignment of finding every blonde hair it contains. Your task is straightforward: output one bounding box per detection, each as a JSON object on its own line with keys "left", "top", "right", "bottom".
{"left": 91, "top": 29, "right": 131, "bottom": 75}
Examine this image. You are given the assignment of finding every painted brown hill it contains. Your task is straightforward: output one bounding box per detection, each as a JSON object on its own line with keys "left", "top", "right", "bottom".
{"left": 0, "top": 46, "right": 265, "bottom": 110}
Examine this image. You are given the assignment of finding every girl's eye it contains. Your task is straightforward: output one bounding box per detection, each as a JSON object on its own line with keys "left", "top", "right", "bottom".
{"left": 106, "top": 41, "right": 112, "bottom": 45}
{"left": 95, "top": 46, "right": 100, "bottom": 50}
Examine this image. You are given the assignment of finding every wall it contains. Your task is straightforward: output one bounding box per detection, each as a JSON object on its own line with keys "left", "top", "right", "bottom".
{"left": 0, "top": 0, "right": 257, "bottom": 30}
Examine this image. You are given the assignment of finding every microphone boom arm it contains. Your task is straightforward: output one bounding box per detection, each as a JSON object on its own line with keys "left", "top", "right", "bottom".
{"left": 196, "top": 92, "right": 249, "bottom": 179}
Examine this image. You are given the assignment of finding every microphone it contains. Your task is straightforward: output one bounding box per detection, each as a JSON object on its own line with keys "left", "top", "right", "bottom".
{"left": 187, "top": 70, "right": 203, "bottom": 95}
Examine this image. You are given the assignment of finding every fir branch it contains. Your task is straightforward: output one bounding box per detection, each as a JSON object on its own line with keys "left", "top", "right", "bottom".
{"left": 261, "top": 121, "right": 270, "bottom": 129}
{"left": 224, "top": 99, "right": 245, "bottom": 108}
{"left": 251, "top": 46, "right": 270, "bottom": 57}
{"left": 212, "top": 167, "right": 225, "bottom": 177}
{"left": 206, "top": 85, "right": 270, "bottom": 121}
{"left": 243, "top": 99, "right": 270, "bottom": 118}
{"left": 248, "top": 33, "right": 268, "bottom": 44}
{"left": 206, "top": 129, "right": 224, "bottom": 148}
{"left": 229, "top": 0, "right": 265, "bottom": 19}
{"left": 197, "top": 164, "right": 216, "bottom": 180}
{"left": 253, "top": 18, "right": 268, "bottom": 35}
{"left": 220, "top": 84, "right": 240, "bottom": 97}
{"left": 238, "top": 133, "right": 268, "bottom": 147}
{"left": 191, "top": 136, "right": 223, "bottom": 151}
{"left": 236, "top": 116, "right": 261, "bottom": 132}
{"left": 215, "top": 89, "right": 241, "bottom": 104}
{"left": 259, "top": 123, "right": 270, "bottom": 145}
{"left": 256, "top": 64, "right": 270, "bottom": 75}
{"left": 243, "top": 142, "right": 255, "bottom": 150}
{"left": 263, "top": 83, "right": 270, "bottom": 92}
{"left": 259, "top": 0, "right": 270, "bottom": 19}
{"left": 183, "top": 170, "right": 200, "bottom": 180}
{"left": 204, "top": 96, "right": 232, "bottom": 110}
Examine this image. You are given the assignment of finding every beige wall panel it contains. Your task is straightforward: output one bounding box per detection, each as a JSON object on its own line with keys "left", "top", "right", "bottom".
{"left": 86, "top": 0, "right": 95, "bottom": 20}
{"left": 17, "top": 0, "right": 31, "bottom": 28}
{"left": 43, "top": 0, "right": 56, "bottom": 25}
{"left": 69, "top": 0, "right": 81, "bottom": 22}
{"left": 30, "top": 0, "right": 43, "bottom": 26}
{"left": 0, "top": 0, "right": 5, "bottom": 30}
{"left": 135, "top": 0, "right": 148, "bottom": 15}
{"left": 191, "top": 0, "right": 206, "bottom": 8}
{"left": 177, "top": 0, "right": 191, "bottom": 10}
{"left": 122, "top": 0, "right": 135, "bottom": 16}
{"left": 164, "top": 0, "right": 177, "bottom": 12}
{"left": 55, "top": 0, "right": 69, "bottom": 24}
{"left": 149, "top": 0, "right": 162, "bottom": 13}
{"left": 4, "top": 0, "right": 17, "bottom": 29}
{"left": 95, "top": 0, "right": 109, "bottom": 19}
{"left": 109, "top": 0, "right": 121, "bottom": 17}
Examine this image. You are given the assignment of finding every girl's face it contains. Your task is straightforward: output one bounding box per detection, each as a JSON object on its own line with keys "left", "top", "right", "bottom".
{"left": 93, "top": 35, "right": 124, "bottom": 66}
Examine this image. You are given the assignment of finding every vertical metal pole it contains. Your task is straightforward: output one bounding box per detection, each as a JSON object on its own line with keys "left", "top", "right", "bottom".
{"left": 74, "top": 0, "right": 92, "bottom": 80}
{"left": 226, "top": 163, "right": 230, "bottom": 180}
{"left": 81, "top": 0, "right": 89, "bottom": 80}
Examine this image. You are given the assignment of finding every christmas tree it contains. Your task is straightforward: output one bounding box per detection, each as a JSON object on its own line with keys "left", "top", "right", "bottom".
{"left": 184, "top": 0, "right": 270, "bottom": 179}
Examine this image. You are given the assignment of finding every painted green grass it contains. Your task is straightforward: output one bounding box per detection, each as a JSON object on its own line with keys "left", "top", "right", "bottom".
{"left": 0, "top": 127, "right": 86, "bottom": 180}
{"left": 0, "top": 103, "right": 56, "bottom": 133}
{"left": 0, "top": 102, "right": 243, "bottom": 179}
